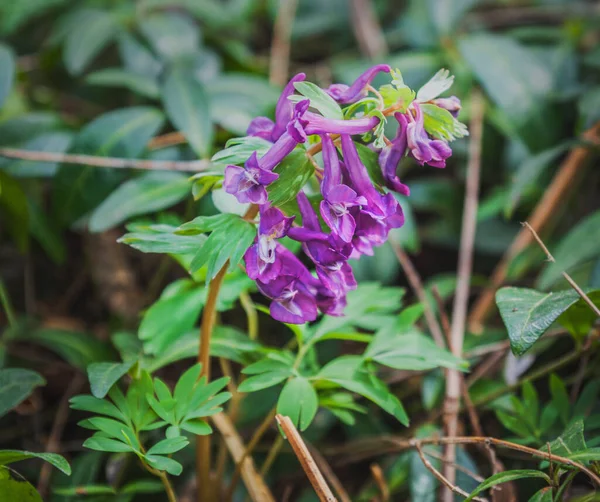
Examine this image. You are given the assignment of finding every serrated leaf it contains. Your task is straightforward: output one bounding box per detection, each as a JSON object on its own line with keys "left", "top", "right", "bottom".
{"left": 465, "top": 470, "right": 550, "bottom": 502}
{"left": 277, "top": 377, "right": 319, "bottom": 431}
{"left": 496, "top": 287, "right": 589, "bottom": 355}
{"left": 162, "top": 66, "right": 212, "bottom": 158}
{"left": 421, "top": 103, "right": 468, "bottom": 141}
{"left": 89, "top": 172, "right": 190, "bottom": 232}
{"left": 416, "top": 68, "right": 454, "bottom": 102}
{"left": 0, "top": 369, "right": 45, "bottom": 417}
{"left": 63, "top": 9, "right": 117, "bottom": 75}
{"left": 0, "top": 43, "right": 15, "bottom": 107}
{"left": 538, "top": 210, "right": 600, "bottom": 289}
{"left": 86, "top": 68, "right": 160, "bottom": 99}
{"left": 293, "top": 81, "right": 343, "bottom": 120}
{"left": 0, "top": 450, "right": 70, "bottom": 475}
{"left": 87, "top": 361, "right": 135, "bottom": 399}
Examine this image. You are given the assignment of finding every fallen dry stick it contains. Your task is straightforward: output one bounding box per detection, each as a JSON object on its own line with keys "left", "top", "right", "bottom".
{"left": 276, "top": 414, "right": 337, "bottom": 502}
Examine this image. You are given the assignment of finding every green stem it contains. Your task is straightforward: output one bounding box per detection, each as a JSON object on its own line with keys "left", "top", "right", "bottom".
{"left": 240, "top": 291, "right": 258, "bottom": 341}
{"left": 0, "top": 280, "right": 15, "bottom": 326}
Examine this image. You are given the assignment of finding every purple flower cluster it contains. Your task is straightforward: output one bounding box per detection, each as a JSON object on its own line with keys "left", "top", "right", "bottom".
{"left": 222, "top": 66, "right": 463, "bottom": 324}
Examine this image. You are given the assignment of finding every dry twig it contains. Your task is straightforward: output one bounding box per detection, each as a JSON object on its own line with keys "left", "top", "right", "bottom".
{"left": 276, "top": 414, "right": 337, "bottom": 502}
{"left": 0, "top": 147, "right": 209, "bottom": 172}
{"left": 443, "top": 89, "right": 485, "bottom": 499}
{"left": 370, "top": 463, "right": 390, "bottom": 502}
{"left": 211, "top": 412, "right": 275, "bottom": 502}
{"left": 350, "top": 0, "right": 388, "bottom": 59}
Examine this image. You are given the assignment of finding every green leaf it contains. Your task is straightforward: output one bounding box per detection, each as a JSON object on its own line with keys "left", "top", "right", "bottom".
{"left": 277, "top": 377, "right": 319, "bottom": 431}
{"left": 87, "top": 361, "right": 135, "bottom": 399}
{"left": 3, "top": 132, "right": 73, "bottom": 178}
{"left": 117, "top": 32, "right": 162, "bottom": 78}
{"left": 0, "top": 171, "right": 29, "bottom": 252}
{"left": 211, "top": 136, "right": 272, "bottom": 165}
{"left": 547, "top": 419, "right": 586, "bottom": 457}
{"left": 425, "top": 0, "right": 478, "bottom": 36}
{"left": 53, "top": 107, "right": 165, "bottom": 225}
{"left": 0, "top": 467, "right": 42, "bottom": 502}
{"left": 0, "top": 450, "right": 70, "bottom": 475}
{"left": 379, "top": 69, "right": 415, "bottom": 111}
{"left": 538, "top": 210, "right": 600, "bottom": 289}
{"left": 558, "top": 291, "right": 600, "bottom": 339}
{"left": 139, "top": 12, "right": 200, "bottom": 61}
{"left": 317, "top": 356, "right": 408, "bottom": 425}
{"left": 550, "top": 375, "right": 571, "bottom": 427}
{"left": 162, "top": 66, "right": 212, "bottom": 158}
{"left": 267, "top": 149, "right": 314, "bottom": 207}
{"left": 421, "top": 103, "right": 468, "bottom": 142}
{"left": 139, "top": 280, "right": 205, "bottom": 354}
{"left": 465, "top": 470, "right": 550, "bottom": 502}
{"left": 180, "top": 419, "right": 212, "bottom": 435}
{"left": 25, "top": 329, "right": 112, "bottom": 369}
{"left": 366, "top": 326, "right": 468, "bottom": 372}
{"left": 144, "top": 455, "right": 182, "bottom": 476}
{"left": 0, "top": 43, "right": 15, "bottom": 107}
{"left": 83, "top": 436, "right": 132, "bottom": 453}
{"left": 86, "top": 68, "right": 160, "bottom": 99}
{"left": 69, "top": 395, "right": 124, "bottom": 421}
{"left": 119, "top": 223, "right": 206, "bottom": 255}
{"left": 185, "top": 214, "right": 256, "bottom": 280}
{"left": 63, "top": 9, "right": 117, "bottom": 75}
{"left": 528, "top": 487, "right": 553, "bottom": 502}
{"left": 0, "top": 369, "right": 45, "bottom": 417}
{"left": 53, "top": 485, "right": 115, "bottom": 496}
{"left": 89, "top": 172, "right": 191, "bottom": 232}
{"left": 505, "top": 142, "right": 575, "bottom": 218}
{"left": 238, "top": 372, "right": 290, "bottom": 393}
{"left": 496, "top": 287, "right": 584, "bottom": 356}
{"left": 293, "top": 81, "right": 343, "bottom": 120}
{"left": 459, "top": 34, "right": 552, "bottom": 124}
{"left": 0, "top": 112, "right": 62, "bottom": 147}
{"left": 120, "top": 479, "right": 163, "bottom": 494}
{"left": 147, "top": 436, "right": 189, "bottom": 456}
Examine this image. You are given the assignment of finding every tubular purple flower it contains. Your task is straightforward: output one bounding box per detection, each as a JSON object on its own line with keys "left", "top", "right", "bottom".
{"left": 326, "top": 64, "right": 392, "bottom": 104}
{"left": 304, "top": 112, "right": 380, "bottom": 136}
{"left": 272, "top": 73, "right": 307, "bottom": 140}
{"left": 259, "top": 100, "right": 309, "bottom": 171}
{"left": 319, "top": 135, "right": 367, "bottom": 242}
{"left": 406, "top": 103, "right": 452, "bottom": 168}
{"left": 244, "top": 207, "right": 294, "bottom": 282}
{"left": 223, "top": 152, "right": 279, "bottom": 204}
{"left": 432, "top": 96, "right": 461, "bottom": 118}
{"left": 257, "top": 275, "right": 318, "bottom": 324}
{"left": 378, "top": 113, "right": 410, "bottom": 196}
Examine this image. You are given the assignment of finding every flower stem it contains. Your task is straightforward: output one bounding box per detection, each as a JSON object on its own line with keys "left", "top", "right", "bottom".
{"left": 0, "top": 279, "right": 15, "bottom": 327}
{"left": 196, "top": 205, "right": 259, "bottom": 502}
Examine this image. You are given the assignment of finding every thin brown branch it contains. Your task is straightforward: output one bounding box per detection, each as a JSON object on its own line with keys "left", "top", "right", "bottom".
{"left": 350, "top": 0, "right": 388, "bottom": 59}
{"left": 37, "top": 373, "right": 85, "bottom": 497}
{"left": 269, "top": 0, "right": 299, "bottom": 86}
{"left": 226, "top": 407, "right": 277, "bottom": 502}
{"left": 390, "top": 241, "right": 446, "bottom": 348}
{"left": 211, "top": 413, "right": 275, "bottom": 502}
{"left": 523, "top": 221, "right": 600, "bottom": 318}
{"left": 0, "top": 147, "right": 209, "bottom": 172}
{"left": 421, "top": 448, "right": 486, "bottom": 483}
{"left": 148, "top": 131, "right": 187, "bottom": 150}
{"left": 412, "top": 440, "right": 488, "bottom": 502}
{"left": 370, "top": 463, "right": 390, "bottom": 502}
{"left": 443, "top": 89, "right": 485, "bottom": 499}
{"left": 276, "top": 415, "right": 337, "bottom": 502}
{"left": 308, "top": 442, "right": 351, "bottom": 502}
{"left": 468, "top": 122, "right": 600, "bottom": 332}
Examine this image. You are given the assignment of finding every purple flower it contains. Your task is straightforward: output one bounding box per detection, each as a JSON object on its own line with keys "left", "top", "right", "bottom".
{"left": 432, "top": 96, "right": 461, "bottom": 118}
{"left": 223, "top": 152, "right": 279, "bottom": 204}
{"left": 246, "top": 73, "right": 307, "bottom": 142}
{"left": 257, "top": 275, "right": 318, "bottom": 324}
{"left": 319, "top": 135, "right": 366, "bottom": 242}
{"left": 326, "top": 64, "right": 391, "bottom": 104}
{"left": 406, "top": 103, "right": 452, "bottom": 168}
{"left": 304, "top": 112, "right": 380, "bottom": 136}
{"left": 378, "top": 113, "right": 410, "bottom": 195}
{"left": 244, "top": 206, "right": 294, "bottom": 282}
{"left": 259, "top": 100, "right": 309, "bottom": 171}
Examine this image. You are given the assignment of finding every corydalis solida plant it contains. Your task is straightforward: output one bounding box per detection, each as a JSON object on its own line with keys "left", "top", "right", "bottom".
{"left": 223, "top": 66, "right": 467, "bottom": 324}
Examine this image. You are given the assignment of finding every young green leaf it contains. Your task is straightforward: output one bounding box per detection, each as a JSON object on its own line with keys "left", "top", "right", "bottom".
{"left": 277, "top": 377, "right": 319, "bottom": 431}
